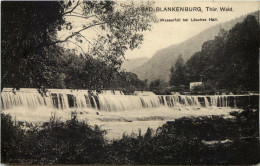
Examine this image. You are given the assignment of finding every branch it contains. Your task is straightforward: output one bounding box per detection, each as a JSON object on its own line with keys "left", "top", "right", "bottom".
{"left": 50, "top": 22, "right": 106, "bottom": 46}
{"left": 62, "top": 1, "right": 80, "bottom": 16}
{"left": 78, "top": 33, "right": 105, "bottom": 56}
{"left": 65, "top": 14, "right": 98, "bottom": 20}
{"left": 71, "top": 11, "right": 83, "bottom": 15}
{"left": 66, "top": 12, "right": 103, "bottom": 23}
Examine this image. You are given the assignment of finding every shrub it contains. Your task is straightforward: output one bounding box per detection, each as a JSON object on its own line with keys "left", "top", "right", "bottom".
{"left": 1, "top": 113, "right": 107, "bottom": 164}
{"left": 1, "top": 107, "right": 259, "bottom": 164}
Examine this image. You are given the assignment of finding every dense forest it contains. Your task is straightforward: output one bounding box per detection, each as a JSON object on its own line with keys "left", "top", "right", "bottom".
{"left": 170, "top": 15, "right": 259, "bottom": 93}
{"left": 1, "top": 1, "right": 154, "bottom": 91}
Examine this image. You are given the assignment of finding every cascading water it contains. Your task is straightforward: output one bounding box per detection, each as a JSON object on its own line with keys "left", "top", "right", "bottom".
{"left": 204, "top": 97, "right": 210, "bottom": 107}
{"left": 1, "top": 88, "right": 53, "bottom": 109}
{"left": 1, "top": 88, "right": 257, "bottom": 111}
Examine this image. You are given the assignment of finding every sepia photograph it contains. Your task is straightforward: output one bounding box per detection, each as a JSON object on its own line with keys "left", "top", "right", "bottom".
{"left": 1, "top": 0, "right": 259, "bottom": 165}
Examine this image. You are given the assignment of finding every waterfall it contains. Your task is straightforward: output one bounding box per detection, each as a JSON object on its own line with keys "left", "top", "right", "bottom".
{"left": 1, "top": 88, "right": 53, "bottom": 109}
{"left": 1, "top": 88, "right": 257, "bottom": 112}
{"left": 204, "top": 97, "right": 210, "bottom": 107}
{"left": 192, "top": 96, "right": 201, "bottom": 106}
{"left": 209, "top": 96, "right": 218, "bottom": 107}
{"left": 234, "top": 96, "right": 237, "bottom": 108}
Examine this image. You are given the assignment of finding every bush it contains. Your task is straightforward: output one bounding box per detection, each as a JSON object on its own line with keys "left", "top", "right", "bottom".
{"left": 1, "top": 113, "right": 36, "bottom": 163}
{"left": 1, "top": 113, "right": 107, "bottom": 164}
{"left": 1, "top": 107, "right": 259, "bottom": 164}
{"left": 122, "top": 85, "right": 136, "bottom": 95}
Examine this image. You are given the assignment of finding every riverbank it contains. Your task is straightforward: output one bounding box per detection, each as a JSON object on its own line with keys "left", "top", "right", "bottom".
{"left": 1, "top": 106, "right": 259, "bottom": 164}
{"left": 3, "top": 106, "right": 240, "bottom": 139}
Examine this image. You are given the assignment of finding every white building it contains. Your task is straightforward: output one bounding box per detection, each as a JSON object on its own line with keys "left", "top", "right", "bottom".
{"left": 190, "top": 82, "right": 203, "bottom": 91}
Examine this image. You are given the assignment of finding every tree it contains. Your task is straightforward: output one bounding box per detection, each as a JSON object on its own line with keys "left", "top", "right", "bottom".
{"left": 1, "top": 1, "right": 157, "bottom": 89}
{"left": 225, "top": 15, "right": 259, "bottom": 91}
{"left": 107, "top": 71, "right": 148, "bottom": 92}
{"left": 150, "top": 79, "right": 168, "bottom": 94}
{"left": 169, "top": 55, "right": 186, "bottom": 86}
{"left": 1, "top": 2, "right": 66, "bottom": 88}
{"left": 62, "top": 52, "right": 116, "bottom": 90}
{"left": 180, "top": 14, "right": 259, "bottom": 92}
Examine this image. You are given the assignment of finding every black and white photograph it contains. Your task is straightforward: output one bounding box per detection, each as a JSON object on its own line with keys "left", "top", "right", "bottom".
{"left": 1, "top": 0, "right": 259, "bottom": 165}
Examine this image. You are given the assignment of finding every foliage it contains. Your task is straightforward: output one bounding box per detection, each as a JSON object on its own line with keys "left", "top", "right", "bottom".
{"left": 1, "top": 1, "right": 157, "bottom": 89}
{"left": 149, "top": 79, "right": 170, "bottom": 95}
{"left": 169, "top": 15, "right": 259, "bottom": 92}
{"left": 55, "top": 51, "right": 148, "bottom": 90}
{"left": 1, "top": 107, "right": 259, "bottom": 164}
{"left": 1, "top": 113, "right": 107, "bottom": 164}
{"left": 1, "top": 2, "right": 65, "bottom": 89}
{"left": 33, "top": 116, "right": 107, "bottom": 164}
{"left": 60, "top": 51, "right": 115, "bottom": 90}
{"left": 106, "top": 107, "right": 259, "bottom": 165}
{"left": 109, "top": 71, "right": 148, "bottom": 92}
{"left": 1, "top": 114, "right": 29, "bottom": 163}
{"left": 169, "top": 55, "right": 186, "bottom": 86}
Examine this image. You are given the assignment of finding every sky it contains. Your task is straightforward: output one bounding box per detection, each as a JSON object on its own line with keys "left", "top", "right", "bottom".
{"left": 124, "top": 1, "right": 260, "bottom": 59}
{"left": 58, "top": 1, "right": 260, "bottom": 60}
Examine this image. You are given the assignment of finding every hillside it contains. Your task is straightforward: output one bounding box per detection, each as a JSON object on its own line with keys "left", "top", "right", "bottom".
{"left": 131, "top": 12, "right": 259, "bottom": 83}
{"left": 121, "top": 57, "right": 149, "bottom": 71}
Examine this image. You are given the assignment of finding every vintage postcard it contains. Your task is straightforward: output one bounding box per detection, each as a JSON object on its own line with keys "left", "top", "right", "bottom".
{"left": 1, "top": 0, "right": 259, "bottom": 165}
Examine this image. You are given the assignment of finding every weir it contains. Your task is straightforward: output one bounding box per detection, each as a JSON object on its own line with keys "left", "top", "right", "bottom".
{"left": 1, "top": 88, "right": 258, "bottom": 111}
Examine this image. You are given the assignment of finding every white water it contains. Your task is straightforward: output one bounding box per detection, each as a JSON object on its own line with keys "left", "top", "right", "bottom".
{"left": 2, "top": 105, "right": 240, "bottom": 139}
{"left": 1, "top": 88, "right": 242, "bottom": 111}
{"left": 1, "top": 88, "right": 252, "bottom": 139}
